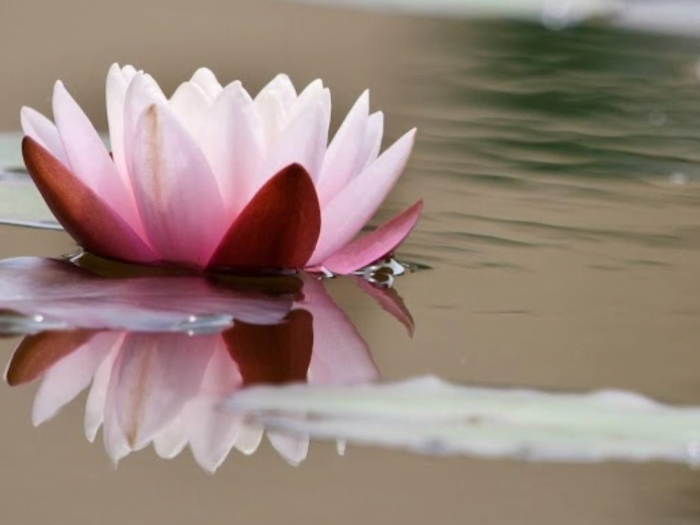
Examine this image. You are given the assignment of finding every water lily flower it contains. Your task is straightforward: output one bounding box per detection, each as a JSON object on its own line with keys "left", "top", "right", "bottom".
{"left": 21, "top": 64, "right": 422, "bottom": 273}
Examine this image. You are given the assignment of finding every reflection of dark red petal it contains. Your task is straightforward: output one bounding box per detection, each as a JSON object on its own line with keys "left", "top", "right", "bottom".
{"left": 224, "top": 309, "right": 313, "bottom": 385}
{"left": 208, "top": 164, "right": 321, "bottom": 270}
{"left": 355, "top": 277, "right": 415, "bottom": 336}
{"left": 22, "top": 137, "right": 157, "bottom": 263}
{"left": 6, "top": 330, "right": 95, "bottom": 386}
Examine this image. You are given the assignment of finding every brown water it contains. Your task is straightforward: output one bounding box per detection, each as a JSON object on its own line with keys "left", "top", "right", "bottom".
{"left": 2, "top": 1, "right": 700, "bottom": 523}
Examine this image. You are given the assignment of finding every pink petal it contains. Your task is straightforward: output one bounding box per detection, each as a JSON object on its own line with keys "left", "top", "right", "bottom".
{"left": 20, "top": 107, "right": 68, "bottom": 165}
{"left": 122, "top": 73, "right": 167, "bottom": 174}
{"left": 309, "top": 128, "right": 416, "bottom": 266}
{"left": 22, "top": 138, "right": 159, "bottom": 264}
{"left": 130, "top": 104, "right": 228, "bottom": 266}
{"left": 199, "top": 82, "right": 264, "bottom": 218}
{"left": 52, "top": 81, "right": 143, "bottom": 234}
{"left": 355, "top": 111, "right": 384, "bottom": 173}
{"left": 106, "top": 63, "right": 138, "bottom": 186}
{"left": 317, "top": 90, "right": 370, "bottom": 204}
{"left": 320, "top": 199, "right": 423, "bottom": 274}
{"left": 208, "top": 163, "right": 321, "bottom": 270}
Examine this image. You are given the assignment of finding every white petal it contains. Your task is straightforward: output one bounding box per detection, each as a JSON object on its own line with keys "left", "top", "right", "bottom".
{"left": 20, "top": 107, "right": 68, "bottom": 165}
{"left": 200, "top": 82, "right": 265, "bottom": 218}
{"left": 153, "top": 416, "right": 188, "bottom": 459}
{"left": 168, "top": 82, "right": 211, "bottom": 139}
{"left": 233, "top": 424, "right": 264, "bottom": 455}
{"left": 355, "top": 111, "right": 384, "bottom": 173}
{"left": 256, "top": 74, "right": 297, "bottom": 111}
{"left": 254, "top": 90, "right": 287, "bottom": 149}
{"left": 190, "top": 68, "right": 222, "bottom": 99}
{"left": 267, "top": 431, "right": 309, "bottom": 466}
{"left": 106, "top": 63, "right": 138, "bottom": 185}
{"left": 257, "top": 98, "right": 330, "bottom": 188}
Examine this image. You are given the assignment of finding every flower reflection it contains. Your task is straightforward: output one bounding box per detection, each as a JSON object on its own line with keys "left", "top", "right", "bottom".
{"left": 3, "top": 261, "right": 412, "bottom": 470}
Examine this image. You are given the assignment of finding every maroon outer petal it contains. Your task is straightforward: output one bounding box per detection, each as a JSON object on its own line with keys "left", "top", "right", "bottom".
{"left": 224, "top": 309, "right": 313, "bottom": 385}
{"left": 6, "top": 331, "right": 96, "bottom": 386}
{"left": 22, "top": 137, "right": 158, "bottom": 264}
{"left": 208, "top": 164, "right": 321, "bottom": 270}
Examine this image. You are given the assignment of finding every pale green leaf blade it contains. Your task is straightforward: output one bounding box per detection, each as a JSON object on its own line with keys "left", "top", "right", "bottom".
{"left": 225, "top": 376, "right": 700, "bottom": 464}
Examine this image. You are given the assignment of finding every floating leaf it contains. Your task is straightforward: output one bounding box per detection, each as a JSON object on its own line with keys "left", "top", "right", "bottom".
{"left": 225, "top": 376, "right": 700, "bottom": 465}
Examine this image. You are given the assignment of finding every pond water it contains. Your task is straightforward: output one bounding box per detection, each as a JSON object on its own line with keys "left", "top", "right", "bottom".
{"left": 2, "top": 2, "right": 700, "bottom": 524}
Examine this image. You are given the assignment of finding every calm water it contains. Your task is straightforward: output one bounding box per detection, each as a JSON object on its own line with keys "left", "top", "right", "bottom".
{"left": 2, "top": 2, "right": 700, "bottom": 523}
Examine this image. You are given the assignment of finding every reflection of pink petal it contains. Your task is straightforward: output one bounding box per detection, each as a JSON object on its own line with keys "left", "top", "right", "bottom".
{"left": 22, "top": 138, "right": 158, "bottom": 264}
{"left": 301, "top": 276, "right": 379, "bottom": 385}
{"left": 32, "top": 332, "right": 122, "bottom": 426}
{"left": 209, "top": 164, "right": 321, "bottom": 270}
{"left": 355, "top": 277, "right": 415, "bottom": 337}
{"left": 5, "top": 330, "right": 95, "bottom": 386}
{"left": 322, "top": 200, "right": 423, "bottom": 275}
{"left": 0, "top": 257, "right": 292, "bottom": 332}
{"left": 105, "top": 333, "right": 218, "bottom": 458}
{"left": 267, "top": 430, "right": 309, "bottom": 466}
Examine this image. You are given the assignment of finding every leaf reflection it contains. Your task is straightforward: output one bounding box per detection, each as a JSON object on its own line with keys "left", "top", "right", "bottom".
{"left": 1, "top": 257, "right": 414, "bottom": 471}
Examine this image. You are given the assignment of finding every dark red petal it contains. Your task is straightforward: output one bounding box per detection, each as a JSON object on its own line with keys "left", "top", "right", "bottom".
{"left": 208, "top": 164, "right": 321, "bottom": 270}
{"left": 22, "top": 137, "right": 157, "bottom": 263}
{"left": 223, "top": 309, "right": 313, "bottom": 385}
{"left": 6, "top": 331, "right": 96, "bottom": 386}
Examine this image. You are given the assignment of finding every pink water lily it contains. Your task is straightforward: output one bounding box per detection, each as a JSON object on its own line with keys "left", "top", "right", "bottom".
{"left": 21, "top": 64, "right": 422, "bottom": 273}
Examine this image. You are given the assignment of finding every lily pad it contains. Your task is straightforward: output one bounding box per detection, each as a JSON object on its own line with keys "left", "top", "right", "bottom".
{"left": 225, "top": 376, "right": 700, "bottom": 465}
